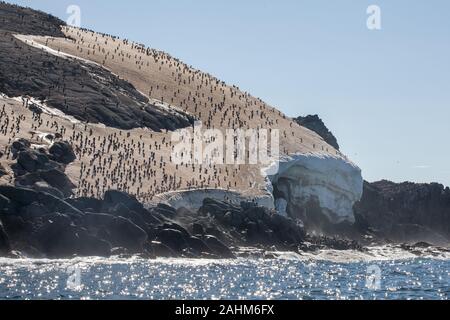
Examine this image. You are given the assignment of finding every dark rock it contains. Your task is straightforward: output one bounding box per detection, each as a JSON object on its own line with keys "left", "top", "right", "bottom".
{"left": 107, "top": 216, "right": 147, "bottom": 251}
{"left": 15, "top": 149, "right": 63, "bottom": 174}
{"left": 19, "top": 202, "right": 49, "bottom": 218}
{"left": 203, "top": 235, "right": 234, "bottom": 259}
{"left": 107, "top": 202, "right": 142, "bottom": 221}
{"left": 103, "top": 190, "right": 144, "bottom": 213}
{"left": 161, "top": 222, "right": 190, "bottom": 239}
{"left": 0, "top": 215, "right": 29, "bottom": 240}
{"left": 157, "top": 228, "right": 187, "bottom": 253}
{"left": 76, "top": 232, "right": 111, "bottom": 257}
{"left": 0, "top": 185, "right": 83, "bottom": 216}
{"left": 31, "top": 181, "right": 65, "bottom": 199}
{"left": 0, "top": 219, "right": 11, "bottom": 255}
{"left": 142, "top": 211, "right": 163, "bottom": 225}
{"left": 11, "top": 138, "right": 31, "bottom": 158}
{"left": 33, "top": 214, "right": 111, "bottom": 258}
{"left": 40, "top": 169, "right": 75, "bottom": 197}
{"left": 83, "top": 213, "right": 147, "bottom": 252}
{"left": 14, "top": 172, "right": 68, "bottom": 199}
{"left": 192, "top": 223, "right": 205, "bottom": 236}
{"left": 66, "top": 197, "right": 103, "bottom": 212}
{"left": 294, "top": 114, "right": 340, "bottom": 150}
{"left": 0, "top": 194, "right": 14, "bottom": 214}
{"left": 48, "top": 141, "right": 76, "bottom": 164}
{"left": 154, "top": 203, "right": 177, "bottom": 218}
{"left": 148, "top": 241, "right": 177, "bottom": 258}
{"left": 14, "top": 172, "right": 42, "bottom": 187}
{"left": 82, "top": 212, "right": 114, "bottom": 228}
{"left": 186, "top": 236, "right": 212, "bottom": 255}
{"left": 414, "top": 242, "right": 432, "bottom": 248}
{"left": 0, "top": 2, "right": 66, "bottom": 37}
{"left": 28, "top": 103, "right": 42, "bottom": 114}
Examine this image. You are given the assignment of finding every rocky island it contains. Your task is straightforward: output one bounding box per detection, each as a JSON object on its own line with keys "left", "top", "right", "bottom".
{"left": 0, "top": 2, "right": 448, "bottom": 260}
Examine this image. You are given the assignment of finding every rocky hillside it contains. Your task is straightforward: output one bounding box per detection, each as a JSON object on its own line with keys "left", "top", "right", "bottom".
{"left": 0, "top": 2, "right": 193, "bottom": 131}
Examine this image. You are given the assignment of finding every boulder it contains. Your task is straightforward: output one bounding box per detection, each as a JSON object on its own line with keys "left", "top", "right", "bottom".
{"left": 103, "top": 190, "right": 145, "bottom": 214}
{"left": 48, "top": 141, "right": 76, "bottom": 164}
{"left": 39, "top": 169, "right": 76, "bottom": 197}
{"left": 192, "top": 223, "right": 205, "bottom": 236}
{"left": 34, "top": 214, "right": 111, "bottom": 258}
{"left": 161, "top": 222, "right": 190, "bottom": 239}
{"left": 107, "top": 203, "right": 148, "bottom": 230}
{"left": 148, "top": 241, "right": 177, "bottom": 258}
{"left": 14, "top": 169, "right": 75, "bottom": 198}
{"left": 154, "top": 203, "right": 177, "bottom": 218}
{"left": 0, "top": 215, "right": 28, "bottom": 238}
{"left": 15, "top": 149, "right": 63, "bottom": 174}
{"left": 0, "top": 186, "right": 83, "bottom": 216}
{"left": 157, "top": 228, "right": 187, "bottom": 253}
{"left": 31, "top": 181, "right": 65, "bottom": 199}
{"left": 19, "top": 202, "right": 49, "bottom": 218}
{"left": 11, "top": 138, "right": 31, "bottom": 158}
{"left": 203, "top": 235, "right": 234, "bottom": 259}
{"left": 0, "top": 194, "right": 15, "bottom": 214}
{"left": 187, "top": 236, "right": 213, "bottom": 255}
{"left": 75, "top": 231, "right": 111, "bottom": 257}
{"left": 66, "top": 197, "right": 103, "bottom": 212}
{"left": 0, "top": 219, "right": 11, "bottom": 255}
{"left": 102, "top": 216, "right": 147, "bottom": 252}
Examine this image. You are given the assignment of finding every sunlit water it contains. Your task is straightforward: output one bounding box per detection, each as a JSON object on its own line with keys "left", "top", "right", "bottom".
{"left": 0, "top": 247, "right": 449, "bottom": 300}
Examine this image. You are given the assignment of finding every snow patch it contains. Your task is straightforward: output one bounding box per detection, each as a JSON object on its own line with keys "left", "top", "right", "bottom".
{"left": 11, "top": 96, "right": 81, "bottom": 124}
{"left": 151, "top": 188, "right": 274, "bottom": 211}
{"left": 264, "top": 152, "right": 363, "bottom": 224}
{"left": 14, "top": 34, "right": 103, "bottom": 67}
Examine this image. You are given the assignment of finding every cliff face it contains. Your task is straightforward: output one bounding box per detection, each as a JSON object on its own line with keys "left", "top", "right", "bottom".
{"left": 294, "top": 115, "right": 340, "bottom": 150}
{"left": 354, "top": 180, "right": 450, "bottom": 245}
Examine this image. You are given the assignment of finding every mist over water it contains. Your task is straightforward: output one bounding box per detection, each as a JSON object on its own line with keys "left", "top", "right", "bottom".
{"left": 1, "top": 247, "right": 448, "bottom": 300}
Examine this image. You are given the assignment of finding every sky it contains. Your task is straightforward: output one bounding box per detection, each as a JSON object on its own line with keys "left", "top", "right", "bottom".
{"left": 7, "top": 0, "right": 450, "bottom": 186}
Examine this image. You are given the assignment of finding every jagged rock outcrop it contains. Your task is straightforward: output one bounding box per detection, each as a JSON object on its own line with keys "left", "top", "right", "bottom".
{"left": 7, "top": 139, "right": 76, "bottom": 198}
{"left": 354, "top": 180, "right": 450, "bottom": 245}
{"left": 48, "top": 141, "right": 76, "bottom": 164}
{"left": 295, "top": 115, "right": 340, "bottom": 150}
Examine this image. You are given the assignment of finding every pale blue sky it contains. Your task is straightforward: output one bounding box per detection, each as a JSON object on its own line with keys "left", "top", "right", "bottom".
{"left": 7, "top": 0, "right": 450, "bottom": 186}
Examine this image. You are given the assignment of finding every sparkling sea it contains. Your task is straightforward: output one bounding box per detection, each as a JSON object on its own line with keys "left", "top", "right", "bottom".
{"left": 0, "top": 247, "right": 449, "bottom": 300}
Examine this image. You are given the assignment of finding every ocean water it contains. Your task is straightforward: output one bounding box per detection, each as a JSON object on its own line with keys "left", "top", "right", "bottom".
{"left": 0, "top": 247, "right": 449, "bottom": 300}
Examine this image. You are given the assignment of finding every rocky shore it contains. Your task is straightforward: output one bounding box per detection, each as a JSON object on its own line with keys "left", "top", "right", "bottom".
{"left": 0, "top": 2, "right": 448, "bottom": 261}
{"left": 0, "top": 136, "right": 358, "bottom": 258}
{"left": 0, "top": 136, "right": 448, "bottom": 259}
{"left": 0, "top": 183, "right": 366, "bottom": 259}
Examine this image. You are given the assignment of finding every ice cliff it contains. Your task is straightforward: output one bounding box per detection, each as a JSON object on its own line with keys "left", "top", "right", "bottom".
{"left": 265, "top": 153, "right": 363, "bottom": 224}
